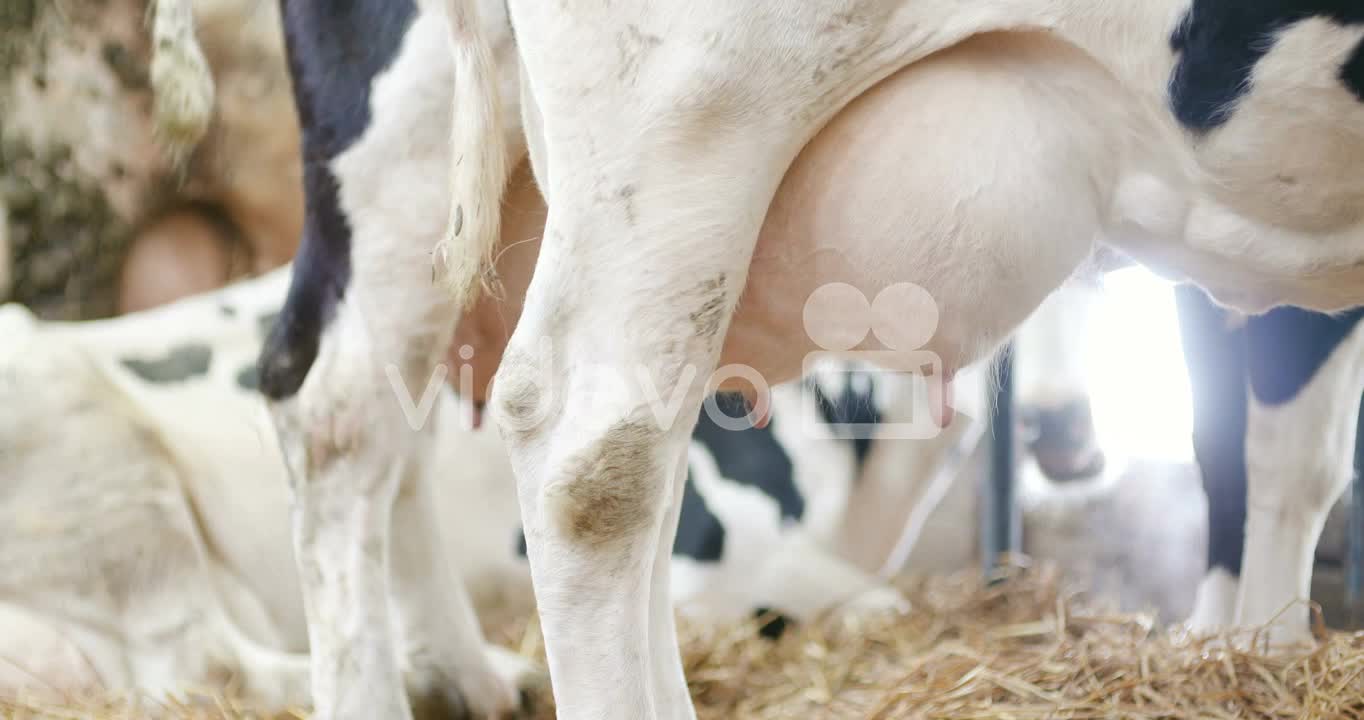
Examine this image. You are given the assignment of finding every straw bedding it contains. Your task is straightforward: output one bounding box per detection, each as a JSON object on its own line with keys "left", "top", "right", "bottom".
{"left": 5, "top": 565, "right": 1362, "bottom": 719}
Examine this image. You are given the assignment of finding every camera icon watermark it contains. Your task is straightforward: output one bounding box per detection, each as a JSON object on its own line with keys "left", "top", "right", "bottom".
{"left": 801, "top": 282, "right": 950, "bottom": 440}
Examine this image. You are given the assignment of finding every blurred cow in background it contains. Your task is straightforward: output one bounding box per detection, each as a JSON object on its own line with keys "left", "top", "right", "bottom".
{"left": 1015, "top": 277, "right": 1364, "bottom": 642}
{"left": 0, "top": 266, "right": 981, "bottom": 710}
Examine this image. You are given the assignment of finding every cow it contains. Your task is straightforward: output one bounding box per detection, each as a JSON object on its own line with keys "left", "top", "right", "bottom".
{"left": 1177, "top": 289, "right": 1364, "bottom": 642}
{"left": 0, "top": 266, "right": 974, "bottom": 711}
{"left": 238, "top": 0, "right": 1364, "bottom": 717}
{"left": 1016, "top": 277, "right": 1364, "bottom": 641}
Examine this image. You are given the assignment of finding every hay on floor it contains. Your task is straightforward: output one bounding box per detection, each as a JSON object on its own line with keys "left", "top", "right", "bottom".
{"left": 5, "top": 565, "right": 1363, "bottom": 719}
{"left": 502, "top": 564, "right": 1364, "bottom": 719}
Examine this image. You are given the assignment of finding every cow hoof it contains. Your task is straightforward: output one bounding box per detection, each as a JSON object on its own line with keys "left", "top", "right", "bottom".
{"left": 409, "top": 646, "right": 545, "bottom": 720}
{"left": 1183, "top": 569, "right": 1238, "bottom": 637}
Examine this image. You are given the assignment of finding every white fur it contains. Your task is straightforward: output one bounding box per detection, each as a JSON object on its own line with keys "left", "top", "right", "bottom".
{"left": 149, "top": 0, "right": 215, "bottom": 159}
{"left": 1187, "top": 568, "right": 1240, "bottom": 635}
{"left": 437, "top": 0, "right": 515, "bottom": 304}
{"left": 1236, "top": 320, "right": 1364, "bottom": 648}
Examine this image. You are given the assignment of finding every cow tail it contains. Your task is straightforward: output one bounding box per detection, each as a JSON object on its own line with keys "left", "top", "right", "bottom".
{"left": 438, "top": 0, "right": 509, "bottom": 306}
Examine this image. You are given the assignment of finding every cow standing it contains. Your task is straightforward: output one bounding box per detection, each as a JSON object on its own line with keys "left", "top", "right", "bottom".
{"left": 1179, "top": 290, "right": 1364, "bottom": 640}
{"left": 240, "top": 0, "right": 1364, "bottom": 718}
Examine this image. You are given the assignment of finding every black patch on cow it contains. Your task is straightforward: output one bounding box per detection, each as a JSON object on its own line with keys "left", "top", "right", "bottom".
{"left": 693, "top": 392, "right": 803, "bottom": 521}
{"left": 120, "top": 344, "right": 213, "bottom": 384}
{"left": 1169, "top": 1, "right": 1364, "bottom": 131}
{"left": 236, "top": 364, "right": 260, "bottom": 391}
{"left": 258, "top": 0, "right": 417, "bottom": 400}
{"left": 751, "top": 607, "right": 792, "bottom": 640}
{"left": 1342, "top": 36, "right": 1364, "bottom": 100}
{"left": 672, "top": 468, "right": 725, "bottom": 562}
{"left": 808, "top": 375, "right": 881, "bottom": 468}
{"left": 515, "top": 530, "right": 527, "bottom": 558}
{"left": 1246, "top": 304, "right": 1364, "bottom": 406}
{"left": 1176, "top": 285, "right": 1249, "bottom": 576}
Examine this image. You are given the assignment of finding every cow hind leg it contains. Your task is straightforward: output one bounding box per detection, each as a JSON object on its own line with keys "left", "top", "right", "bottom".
{"left": 491, "top": 105, "right": 795, "bottom": 720}
{"left": 1237, "top": 308, "right": 1364, "bottom": 649}
{"left": 269, "top": 294, "right": 532, "bottom": 719}
{"left": 266, "top": 322, "right": 420, "bottom": 720}
{"left": 492, "top": 216, "right": 757, "bottom": 719}
{"left": 389, "top": 455, "right": 544, "bottom": 717}
{"left": 260, "top": 8, "right": 532, "bottom": 717}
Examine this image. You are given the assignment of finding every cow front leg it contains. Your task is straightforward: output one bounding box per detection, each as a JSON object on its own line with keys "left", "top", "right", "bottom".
{"left": 1236, "top": 308, "right": 1364, "bottom": 649}
{"left": 1175, "top": 285, "right": 1249, "bottom": 635}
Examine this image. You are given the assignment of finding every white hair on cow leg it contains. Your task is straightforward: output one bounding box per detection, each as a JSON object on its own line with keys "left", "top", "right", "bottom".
{"left": 148, "top": 0, "right": 215, "bottom": 164}
{"left": 1237, "top": 320, "right": 1364, "bottom": 649}
{"left": 1186, "top": 567, "right": 1240, "bottom": 635}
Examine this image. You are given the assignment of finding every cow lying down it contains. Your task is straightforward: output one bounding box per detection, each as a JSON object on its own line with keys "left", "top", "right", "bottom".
{"left": 0, "top": 267, "right": 985, "bottom": 710}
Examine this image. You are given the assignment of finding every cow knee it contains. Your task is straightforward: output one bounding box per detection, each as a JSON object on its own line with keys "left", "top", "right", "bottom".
{"left": 540, "top": 418, "right": 666, "bottom": 547}
{"left": 491, "top": 345, "right": 557, "bottom": 439}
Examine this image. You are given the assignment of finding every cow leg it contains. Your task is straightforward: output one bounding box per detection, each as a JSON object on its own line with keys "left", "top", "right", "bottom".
{"left": 1175, "top": 285, "right": 1249, "bottom": 634}
{"left": 267, "top": 311, "right": 429, "bottom": 720}
{"left": 261, "top": 8, "right": 531, "bottom": 717}
{"left": 492, "top": 171, "right": 768, "bottom": 718}
{"left": 270, "top": 283, "right": 530, "bottom": 718}
{"left": 1237, "top": 307, "right": 1364, "bottom": 648}
{"left": 389, "top": 451, "right": 541, "bottom": 717}
{"left": 490, "top": 86, "right": 795, "bottom": 720}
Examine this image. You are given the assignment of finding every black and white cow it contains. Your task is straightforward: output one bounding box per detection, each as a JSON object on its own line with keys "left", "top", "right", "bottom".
{"left": 1016, "top": 277, "right": 1364, "bottom": 641}
{"left": 1178, "top": 289, "right": 1364, "bottom": 644}
{"left": 167, "top": 0, "right": 1364, "bottom": 716}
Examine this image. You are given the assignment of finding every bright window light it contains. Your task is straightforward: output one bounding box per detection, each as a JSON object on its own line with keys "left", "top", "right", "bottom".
{"left": 1087, "top": 267, "right": 1194, "bottom": 463}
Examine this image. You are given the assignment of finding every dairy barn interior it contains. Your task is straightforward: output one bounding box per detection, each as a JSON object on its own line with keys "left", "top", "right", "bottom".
{"left": 2, "top": 0, "right": 1363, "bottom": 718}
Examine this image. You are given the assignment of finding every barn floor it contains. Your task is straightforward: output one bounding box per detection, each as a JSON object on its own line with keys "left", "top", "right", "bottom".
{"left": 6, "top": 566, "right": 1361, "bottom": 720}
